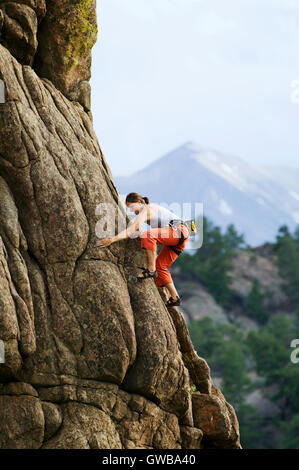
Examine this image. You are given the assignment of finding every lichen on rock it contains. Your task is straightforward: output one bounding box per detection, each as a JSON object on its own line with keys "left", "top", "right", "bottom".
{"left": 33, "top": 0, "right": 97, "bottom": 111}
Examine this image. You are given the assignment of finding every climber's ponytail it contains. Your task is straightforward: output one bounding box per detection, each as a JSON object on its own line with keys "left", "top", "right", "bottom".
{"left": 125, "top": 192, "right": 150, "bottom": 205}
{"left": 142, "top": 196, "right": 149, "bottom": 204}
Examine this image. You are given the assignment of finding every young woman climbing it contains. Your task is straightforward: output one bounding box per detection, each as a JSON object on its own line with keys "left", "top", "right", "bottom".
{"left": 96, "top": 192, "right": 190, "bottom": 308}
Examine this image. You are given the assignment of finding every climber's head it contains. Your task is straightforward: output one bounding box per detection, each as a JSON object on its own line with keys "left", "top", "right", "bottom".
{"left": 125, "top": 192, "right": 149, "bottom": 214}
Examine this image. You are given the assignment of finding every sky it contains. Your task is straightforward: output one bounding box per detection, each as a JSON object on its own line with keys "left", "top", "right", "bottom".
{"left": 90, "top": 0, "right": 299, "bottom": 177}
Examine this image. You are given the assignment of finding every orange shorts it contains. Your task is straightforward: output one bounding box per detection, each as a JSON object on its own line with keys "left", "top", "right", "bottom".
{"left": 140, "top": 225, "right": 190, "bottom": 287}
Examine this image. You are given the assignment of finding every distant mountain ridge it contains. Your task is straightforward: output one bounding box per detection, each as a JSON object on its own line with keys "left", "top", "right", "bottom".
{"left": 115, "top": 142, "right": 299, "bottom": 247}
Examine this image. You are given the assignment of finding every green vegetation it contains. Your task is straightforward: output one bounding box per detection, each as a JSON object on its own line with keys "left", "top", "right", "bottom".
{"left": 44, "top": 2, "right": 98, "bottom": 70}
{"left": 64, "top": 0, "right": 98, "bottom": 70}
{"left": 247, "top": 314, "right": 299, "bottom": 418}
{"left": 244, "top": 279, "right": 269, "bottom": 324}
{"left": 274, "top": 225, "right": 299, "bottom": 305}
{"left": 188, "top": 314, "right": 299, "bottom": 448}
{"left": 176, "top": 216, "right": 246, "bottom": 308}
{"left": 280, "top": 414, "right": 299, "bottom": 449}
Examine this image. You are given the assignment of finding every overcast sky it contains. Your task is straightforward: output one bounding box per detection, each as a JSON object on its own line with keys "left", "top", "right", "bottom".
{"left": 90, "top": 0, "right": 299, "bottom": 177}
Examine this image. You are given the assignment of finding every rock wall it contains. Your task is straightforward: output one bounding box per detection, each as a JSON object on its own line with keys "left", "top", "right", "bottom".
{"left": 0, "top": 2, "right": 241, "bottom": 449}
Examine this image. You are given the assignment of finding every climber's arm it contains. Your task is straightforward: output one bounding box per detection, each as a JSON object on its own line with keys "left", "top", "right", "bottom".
{"left": 96, "top": 206, "right": 149, "bottom": 248}
{"left": 111, "top": 206, "right": 149, "bottom": 243}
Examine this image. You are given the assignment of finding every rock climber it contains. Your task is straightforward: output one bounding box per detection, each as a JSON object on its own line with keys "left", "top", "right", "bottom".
{"left": 96, "top": 192, "right": 191, "bottom": 308}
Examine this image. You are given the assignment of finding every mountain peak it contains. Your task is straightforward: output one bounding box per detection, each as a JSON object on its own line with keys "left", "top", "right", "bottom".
{"left": 115, "top": 143, "right": 299, "bottom": 247}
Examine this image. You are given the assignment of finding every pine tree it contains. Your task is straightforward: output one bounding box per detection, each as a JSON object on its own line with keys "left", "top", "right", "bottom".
{"left": 245, "top": 279, "right": 269, "bottom": 324}
{"left": 274, "top": 225, "right": 299, "bottom": 305}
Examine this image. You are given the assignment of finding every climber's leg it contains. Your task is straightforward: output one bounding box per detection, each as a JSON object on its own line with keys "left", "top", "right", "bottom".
{"left": 140, "top": 227, "right": 189, "bottom": 293}
{"left": 136, "top": 249, "right": 157, "bottom": 279}
{"left": 145, "top": 248, "right": 156, "bottom": 272}
{"left": 140, "top": 228, "right": 160, "bottom": 273}
{"left": 163, "top": 281, "right": 179, "bottom": 299}
{"left": 155, "top": 245, "right": 179, "bottom": 291}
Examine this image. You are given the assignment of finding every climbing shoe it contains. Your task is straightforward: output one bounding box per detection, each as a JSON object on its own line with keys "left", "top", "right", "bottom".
{"left": 165, "top": 295, "right": 181, "bottom": 308}
{"left": 137, "top": 267, "right": 158, "bottom": 281}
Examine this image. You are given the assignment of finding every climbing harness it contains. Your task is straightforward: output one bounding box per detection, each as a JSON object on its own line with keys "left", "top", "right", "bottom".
{"left": 168, "top": 219, "right": 197, "bottom": 256}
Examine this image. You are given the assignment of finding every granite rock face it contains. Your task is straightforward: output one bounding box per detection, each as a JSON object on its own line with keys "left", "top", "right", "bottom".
{"left": 0, "top": 1, "right": 46, "bottom": 65}
{"left": 0, "top": 3, "right": 241, "bottom": 449}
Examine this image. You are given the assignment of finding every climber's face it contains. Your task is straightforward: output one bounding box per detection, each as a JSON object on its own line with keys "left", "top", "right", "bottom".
{"left": 126, "top": 201, "right": 144, "bottom": 215}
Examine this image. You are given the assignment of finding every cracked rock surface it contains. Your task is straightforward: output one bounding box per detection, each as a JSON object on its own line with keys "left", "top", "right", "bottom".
{"left": 0, "top": 3, "right": 241, "bottom": 449}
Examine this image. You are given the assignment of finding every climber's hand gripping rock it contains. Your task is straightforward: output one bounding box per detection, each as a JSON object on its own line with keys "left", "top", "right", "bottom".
{"left": 96, "top": 238, "right": 113, "bottom": 248}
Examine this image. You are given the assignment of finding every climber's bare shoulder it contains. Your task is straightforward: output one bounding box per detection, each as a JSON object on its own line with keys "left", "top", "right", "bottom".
{"left": 133, "top": 203, "right": 156, "bottom": 226}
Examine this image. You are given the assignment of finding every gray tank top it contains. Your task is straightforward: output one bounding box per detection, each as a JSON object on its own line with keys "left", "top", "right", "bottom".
{"left": 148, "top": 203, "right": 180, "bottom": 228}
